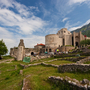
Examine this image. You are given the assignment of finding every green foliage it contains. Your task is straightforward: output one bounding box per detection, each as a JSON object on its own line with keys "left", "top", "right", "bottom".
{"left": 0, "top": 40, "right": 8, "bottom": 56}
{"left": 65, "top": 45, "right": 74, "bottom": 47}
{"left": 82, "top": 30, "right": 90, "bottom": 37}
{"left": 80, "top": 39, "right": 90, "bottom": 45}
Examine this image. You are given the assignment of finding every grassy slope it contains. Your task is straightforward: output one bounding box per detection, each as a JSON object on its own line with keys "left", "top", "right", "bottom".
{"left": 23, "top": 65, "right": 90, "bottom": 90}
{"left": 0, "top": 56, "right": 90, "bottom": 90}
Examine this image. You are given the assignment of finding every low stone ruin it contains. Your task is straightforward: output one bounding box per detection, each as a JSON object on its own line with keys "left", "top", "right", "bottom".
{"left": 48, "top": 76, "right": 90, "bottom": 90}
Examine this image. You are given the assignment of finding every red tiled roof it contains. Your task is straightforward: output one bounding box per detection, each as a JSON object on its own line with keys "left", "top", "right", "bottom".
{"left": 35, "top": 43, "right": 45, "bottom": 46}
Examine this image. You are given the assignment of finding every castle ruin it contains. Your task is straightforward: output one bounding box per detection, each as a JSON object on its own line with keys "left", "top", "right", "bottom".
{"left": 10, "top": 28, "right": 90, "bottom": 60}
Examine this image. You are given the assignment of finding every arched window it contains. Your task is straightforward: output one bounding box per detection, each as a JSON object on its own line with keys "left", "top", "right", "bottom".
{"left": 49, "top": 49, "right": 52, "bottom": 52}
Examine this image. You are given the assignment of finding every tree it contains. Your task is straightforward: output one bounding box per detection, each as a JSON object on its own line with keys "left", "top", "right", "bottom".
{"left": 80, "top": 39, "right": 90, "bottom": 46}
{"left": 0, "top": 40, "right": 8, "bottom": 59}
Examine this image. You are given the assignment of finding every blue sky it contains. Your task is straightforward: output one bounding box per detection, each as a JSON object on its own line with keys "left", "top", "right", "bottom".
{"left": 0, "top": 0, "right": 90, "bottom": 53}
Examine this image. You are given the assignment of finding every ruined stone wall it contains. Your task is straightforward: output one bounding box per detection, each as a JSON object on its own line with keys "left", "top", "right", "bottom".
{"left": 10, "top": 48, "right": 18, "bottom": 57}
{"left": 58, "top": 64, "right": 90, "bottom": 73}
{"left": 49, "top": 76, "right": 90, "bottom": 90}
{"left": 59, "top": 46, "right": 75, "bottom": 52}
{"left": 25, "top": 48, "right": 34, "bottom": 54}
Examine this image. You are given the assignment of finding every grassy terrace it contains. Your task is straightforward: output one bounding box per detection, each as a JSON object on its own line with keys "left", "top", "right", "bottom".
{"left": 0, "top": 54, "right": 90, "bottom": 90}
{"left": 29, "top": 57, "right": 56, "bottom": 64}
{"left": 45, "top": 60, "right": 74, "bottom": 65}
{"left": 84, "top": 61, "right": 90, "bottom": 64}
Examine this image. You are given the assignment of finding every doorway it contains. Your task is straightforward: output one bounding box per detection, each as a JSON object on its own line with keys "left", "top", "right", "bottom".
{"left": 76, "top": 42, "right": 78, "bottom": 46}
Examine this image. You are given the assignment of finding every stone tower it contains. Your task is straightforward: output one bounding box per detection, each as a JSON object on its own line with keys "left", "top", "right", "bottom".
{"left": 16, "top": 39, "right": 25, "bottom": 61}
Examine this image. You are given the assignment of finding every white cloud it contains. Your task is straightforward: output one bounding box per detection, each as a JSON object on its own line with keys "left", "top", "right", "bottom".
{"left": 0, "top": 0, "right": 47, "bottom": 54}
{"left": 84, "top": 19, "right": 90, "bottom": 25}
{"left": 65, "top": 21, "right": 81, "bottom": 30}
{"left": 69, "top": 26, "right": 81, "bottom": 31}
{"left": 62, "top": 18, "right": 68, "bottom": 22}
{"left": 0, "top": 0, "right": 47, "bottom": 35}
{"left": 67, "top": 19, "right": 90, "bottom": 31}
{"left": 0, "top": 0, "right": 14, "bottom": 8}
{"left": 69, "top": 0, "right": 86, "bottom": 5}
{"left": 0, "top": 27, "right": 17, "bottom": 54}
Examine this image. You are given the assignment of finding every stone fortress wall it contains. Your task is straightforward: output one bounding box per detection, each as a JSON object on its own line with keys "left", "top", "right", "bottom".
{"left": 45, "top": 34, "right": 62, "bottom": 48}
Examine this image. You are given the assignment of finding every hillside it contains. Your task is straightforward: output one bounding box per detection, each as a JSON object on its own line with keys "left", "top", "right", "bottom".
{"left": 71, "top": 23, "right": 90, "bottom": 37}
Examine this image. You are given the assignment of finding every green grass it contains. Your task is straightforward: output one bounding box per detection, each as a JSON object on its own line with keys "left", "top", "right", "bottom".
{"left": 2, "top": 55, "right": 14, "bottom": 60}
{"left": 84, "top": 61, "right": 90, "bottom": 64}
{"left": 0, "top": 56, "right": 90, "bottom": 90}
{"left": 29, "top": 57, "right": 57, "bottom": 64}
{"left": 0, "top": 62, "right": 24, "bottom": 90}
{"left": 45, "top": 60, "right": 74, "bottom": 65}
{"left": 23, "top": 65, "right": 90, "bottom": 90}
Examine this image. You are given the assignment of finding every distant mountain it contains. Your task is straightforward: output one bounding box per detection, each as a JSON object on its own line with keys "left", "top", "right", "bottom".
{"left": 71, "top": 23, "right": 90, "bottom": 37}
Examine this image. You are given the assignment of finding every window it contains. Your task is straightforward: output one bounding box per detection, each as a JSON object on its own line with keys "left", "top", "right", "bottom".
{"left": 64, "top": 31, "right": 66, "bottom": 33}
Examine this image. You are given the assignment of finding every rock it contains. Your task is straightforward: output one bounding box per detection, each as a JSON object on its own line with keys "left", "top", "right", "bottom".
{"left": 81, "top": 79, "right": 90, "bottom": 84}
{"left": 20, "top": 70, "right": 23, "bottom": 75}
{"left": 88, "top": 85, "right": 90, "bottom": 90}
{"left": 73, "top": 79, "right": 79, "bottom": 83}
{"left": 15, "top": 65, "right": 17, "bottom": 70}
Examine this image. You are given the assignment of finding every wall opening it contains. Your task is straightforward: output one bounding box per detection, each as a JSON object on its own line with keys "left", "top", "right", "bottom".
{"left": 49, "top": 49, "right": 52, "bottom": 52}
{"left": 31, "top": 52, "right": 34, "bottom": 55}
{"left": 46, "top": 49, "right": 48, "bottom": 51}
{"left": 72, "top": 37, "right": 74, "bottom": 46}
{"left": 63, "top": 39, "right": 65, "bottom": 46}
{"left": 76, "top": 42, "right": 78, "bottom": 46}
